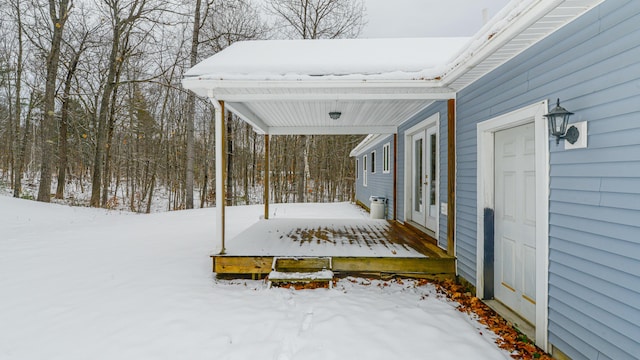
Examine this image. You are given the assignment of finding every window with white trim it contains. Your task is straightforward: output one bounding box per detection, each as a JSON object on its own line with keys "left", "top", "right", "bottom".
{"left": 371, "top": 151, "right": 376, "bottom": 173}
{"left": 382, "top": 142, "right": 391, "bottom": 174}
{"left": 362, "top": 155, "right": 368, "bottom": 186}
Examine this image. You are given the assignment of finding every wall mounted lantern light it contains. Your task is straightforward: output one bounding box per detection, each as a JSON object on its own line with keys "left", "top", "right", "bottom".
{"left": 329, "top": 111, "right": 342, "bottom": 120}
{"left": 544, "top": 98, "right": 579, "bottom": 145}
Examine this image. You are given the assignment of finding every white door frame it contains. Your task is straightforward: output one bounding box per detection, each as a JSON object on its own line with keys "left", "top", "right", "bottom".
{"left": 475, "top": 101, "right": 549, "bottom": 351}
{"left": 404, "top": 113, "right": 439, "bottom": 236}
{"left": 425, "top": 125, "right": 438, "bottom": 231}
{"left": 410, "top": 130, "right": 427, "bottom": 226}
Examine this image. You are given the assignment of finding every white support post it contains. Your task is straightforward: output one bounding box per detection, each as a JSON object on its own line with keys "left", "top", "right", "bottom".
{"left": 264, "top": 134, "right": 270, "bottom": 220}
{"left": 212, "top": 97, "right": 226, "bottom": 254}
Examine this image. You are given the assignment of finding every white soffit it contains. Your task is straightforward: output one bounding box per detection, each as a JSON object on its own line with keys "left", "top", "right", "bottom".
{"left": 227, "top": 99, "right": 434, "bottom": 135}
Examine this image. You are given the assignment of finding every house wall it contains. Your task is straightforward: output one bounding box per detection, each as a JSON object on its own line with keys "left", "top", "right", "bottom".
{"left": 354, "top": 135, "right": 394, "bottom": 219}
{"left": 455, "top": 1, "right": 640, "bottom": 359}
{"left": 397, "top": 102, "right": 449, "bottom": 249}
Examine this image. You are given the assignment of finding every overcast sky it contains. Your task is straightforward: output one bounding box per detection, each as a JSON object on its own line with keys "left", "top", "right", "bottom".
{"left": 360, "top": 0, "right": 512, "bottom": 38}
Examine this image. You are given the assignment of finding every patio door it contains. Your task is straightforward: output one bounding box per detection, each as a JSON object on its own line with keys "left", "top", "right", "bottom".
{"left": 410, "top": 125, "right": 437, "bottom": 231}
{"left": 494, "top": 122, "right": 536, "bottom": 325}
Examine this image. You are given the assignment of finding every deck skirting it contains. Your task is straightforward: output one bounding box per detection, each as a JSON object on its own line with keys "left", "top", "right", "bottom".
{"left": 212, "top": 255, "right": 455, "bottom": 280}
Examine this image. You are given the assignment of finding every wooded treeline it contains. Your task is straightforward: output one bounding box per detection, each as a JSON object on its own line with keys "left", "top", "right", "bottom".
{"left": 0, "top": 0, "right": 365, "bottom": 211}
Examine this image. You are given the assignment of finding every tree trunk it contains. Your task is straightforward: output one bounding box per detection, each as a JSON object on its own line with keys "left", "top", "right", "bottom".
{"left": 146, "top": 173, "right": 155, "bottom": 213}
{"left": 251, "top": 131, "right": 257, "bottom": 187}
{"left": 295, "top": 135, "right": 306, "bottom": 202}
{"left": 185, "top": 0, "right": 202, "bottom": 209}
{"left": 91, "top": 26, "right": 120, "bottom": 207}
{"left": 55, "top": 44, "right": 82, "bottom": 199}
{"left": 101, "top": 81, "right": 120, "bottom": 206}
{"left": 13, "top": 94, "right": 34, "bottom": 198}
{"left": 12, "top": 2, "right": 24, "bottom": 198}
{"left": 37, "top": 0, "right": 71, "bottom": 202}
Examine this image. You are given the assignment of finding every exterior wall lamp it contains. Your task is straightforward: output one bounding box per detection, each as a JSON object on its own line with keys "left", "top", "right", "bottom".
{"left": 329, "top": 111, "right": 341, "bottom": 120}
{"left": 544, "top": 98, "right": 579, "bottom": 144}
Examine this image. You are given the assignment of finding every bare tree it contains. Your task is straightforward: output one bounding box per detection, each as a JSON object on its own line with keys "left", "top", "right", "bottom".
{"left": 55, "top": 21, "right": 91, "bottom": 199}
{"left": 266, "top": 0, "right": 365, "bottom": 203}
{"left": 36, "top": 0, "right": 73, "bottom": 202}
{"left": 90, "top": 0, "right": 164, "bottom": 207}
{"left": 197, "top": 0, "right": 268, "bottom": 207}
{"left": 0, "top": 0, "right": 362, "bottom": 211}
{"left": 184, "top": 0, "right": 205, "bottom": 210}
{"left": 1, "top": 0, "right": 27, "bottom": 197}
{"left": 267, "top": 0, "right": 365, "bottom": 40}
{"left": 200, "top": 0, "right": 269, "bottom": 53}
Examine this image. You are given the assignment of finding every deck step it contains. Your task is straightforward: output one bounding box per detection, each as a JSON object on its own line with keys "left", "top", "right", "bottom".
{"left": 268, "top": 257, "right": 334, "bottom": 288}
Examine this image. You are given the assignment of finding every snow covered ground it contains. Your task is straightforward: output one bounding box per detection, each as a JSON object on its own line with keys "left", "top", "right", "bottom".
{"left": 0, "top": 196, "right": 512, "bottom": 359}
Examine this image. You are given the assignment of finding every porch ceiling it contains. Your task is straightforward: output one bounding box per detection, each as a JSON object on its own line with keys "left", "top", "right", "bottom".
{"left": 185, "top": 82, "right": 457, "bottom": 135}
{"left": 225, "top": 99, "right": 436, "bottom": 135}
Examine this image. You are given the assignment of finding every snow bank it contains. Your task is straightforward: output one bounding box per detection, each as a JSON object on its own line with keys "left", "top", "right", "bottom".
{"left": 0, "top": 197, "right": 511, "bottom": 359}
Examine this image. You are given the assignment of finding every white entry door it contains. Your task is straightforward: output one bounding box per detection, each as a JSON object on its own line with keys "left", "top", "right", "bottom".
{"left": 494, "top": 122, "right": 536, "bottom": 324}
{"left": 410, "top": 126, "right": 437, "bottom": 231}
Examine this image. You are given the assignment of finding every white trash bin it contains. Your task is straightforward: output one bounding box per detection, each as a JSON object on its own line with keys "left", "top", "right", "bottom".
{"left": 369, "top": 196, "right": 386, "bottom": 219}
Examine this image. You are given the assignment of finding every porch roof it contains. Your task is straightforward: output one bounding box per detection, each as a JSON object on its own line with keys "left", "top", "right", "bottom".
{"left": 182, "top": 0, "right": 604, "bottom": 136}
{"left": 183, "top": 38, "right": 468, "bottom": 135}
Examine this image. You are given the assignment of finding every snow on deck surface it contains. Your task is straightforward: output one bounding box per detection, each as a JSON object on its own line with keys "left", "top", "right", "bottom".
{"left": 185, "top": 37, "right": 471, "bottom": 81}
{"left": 224, "top": 202, "right": 424, "bottom": 257}
{"left": 227, "top": 218, "right": 425, "bottom": 257}
{"left": 0, "top": 197, "right": 512, "bottom": 359}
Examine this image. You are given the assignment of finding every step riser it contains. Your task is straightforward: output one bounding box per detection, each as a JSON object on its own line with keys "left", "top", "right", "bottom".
{"left": 273, "top": 257, "right": 331, "bottom": 272}
{"left": 269, "top": 257, "right": 334, "bottom": 288}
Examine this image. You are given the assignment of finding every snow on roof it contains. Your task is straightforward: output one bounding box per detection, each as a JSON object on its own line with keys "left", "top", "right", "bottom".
{"left": 184, "top": 37, "right": 471, "bottom": 81}
{"left": 184, "top": 0, "right": 604, "bottom": 87}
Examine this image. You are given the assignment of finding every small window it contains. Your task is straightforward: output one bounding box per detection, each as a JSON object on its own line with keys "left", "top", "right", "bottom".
{"left": 355, "top": 158, "right": 359, "bottom": 179}
{"left": 371, "top": 151, "right": 376, "bottom": 173}
{"left": 382, "top": 142, "right": 391, "bottom": 174}
{"left": 363, "top": 155, "right": 368, "bottom": 187}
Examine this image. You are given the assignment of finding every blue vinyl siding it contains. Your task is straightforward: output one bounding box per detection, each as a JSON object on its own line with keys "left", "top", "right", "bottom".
{"left": 455, "top": 1, "right": 640, "bottom": 359}
{"left": 397, "top": 101, "right": 449, "bottom": 249}
{"left": 354, "top": 135, "right": 394, "bottom": 219}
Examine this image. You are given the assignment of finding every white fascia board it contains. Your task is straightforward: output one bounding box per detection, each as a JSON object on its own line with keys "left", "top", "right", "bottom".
{"left": 186, "top": 78, "right": 445, "bottom": 89}
{"left": 217, "top": 92, "right": 455, "bottom": 102}
{"left": 182, "top": 78, "right": 210, "bottom": 97}
{"left": 268, "top": 125, "right": 396, "bottom": 135}
{"left": 349, "top": 134, "right": 382, "bottom": 157}
{"left": 185, "top": 77, "right": 456, "bottom": 101}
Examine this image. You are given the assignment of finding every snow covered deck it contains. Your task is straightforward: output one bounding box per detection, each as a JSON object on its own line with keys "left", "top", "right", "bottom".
{"left": 212, "top": 217, "right": 454, "bottom": 279}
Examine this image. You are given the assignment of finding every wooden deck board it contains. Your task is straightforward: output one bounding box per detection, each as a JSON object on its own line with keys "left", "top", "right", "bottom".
{"left": 384, "top": 221, "right": 450, "bottom": 259}
{"left": 212, "top": 219, "right": 454, "bottom": 278}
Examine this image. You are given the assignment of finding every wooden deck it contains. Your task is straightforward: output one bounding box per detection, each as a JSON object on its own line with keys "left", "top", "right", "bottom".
{"left": 212, "top": 219, "right": 455, "bottom": 280}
